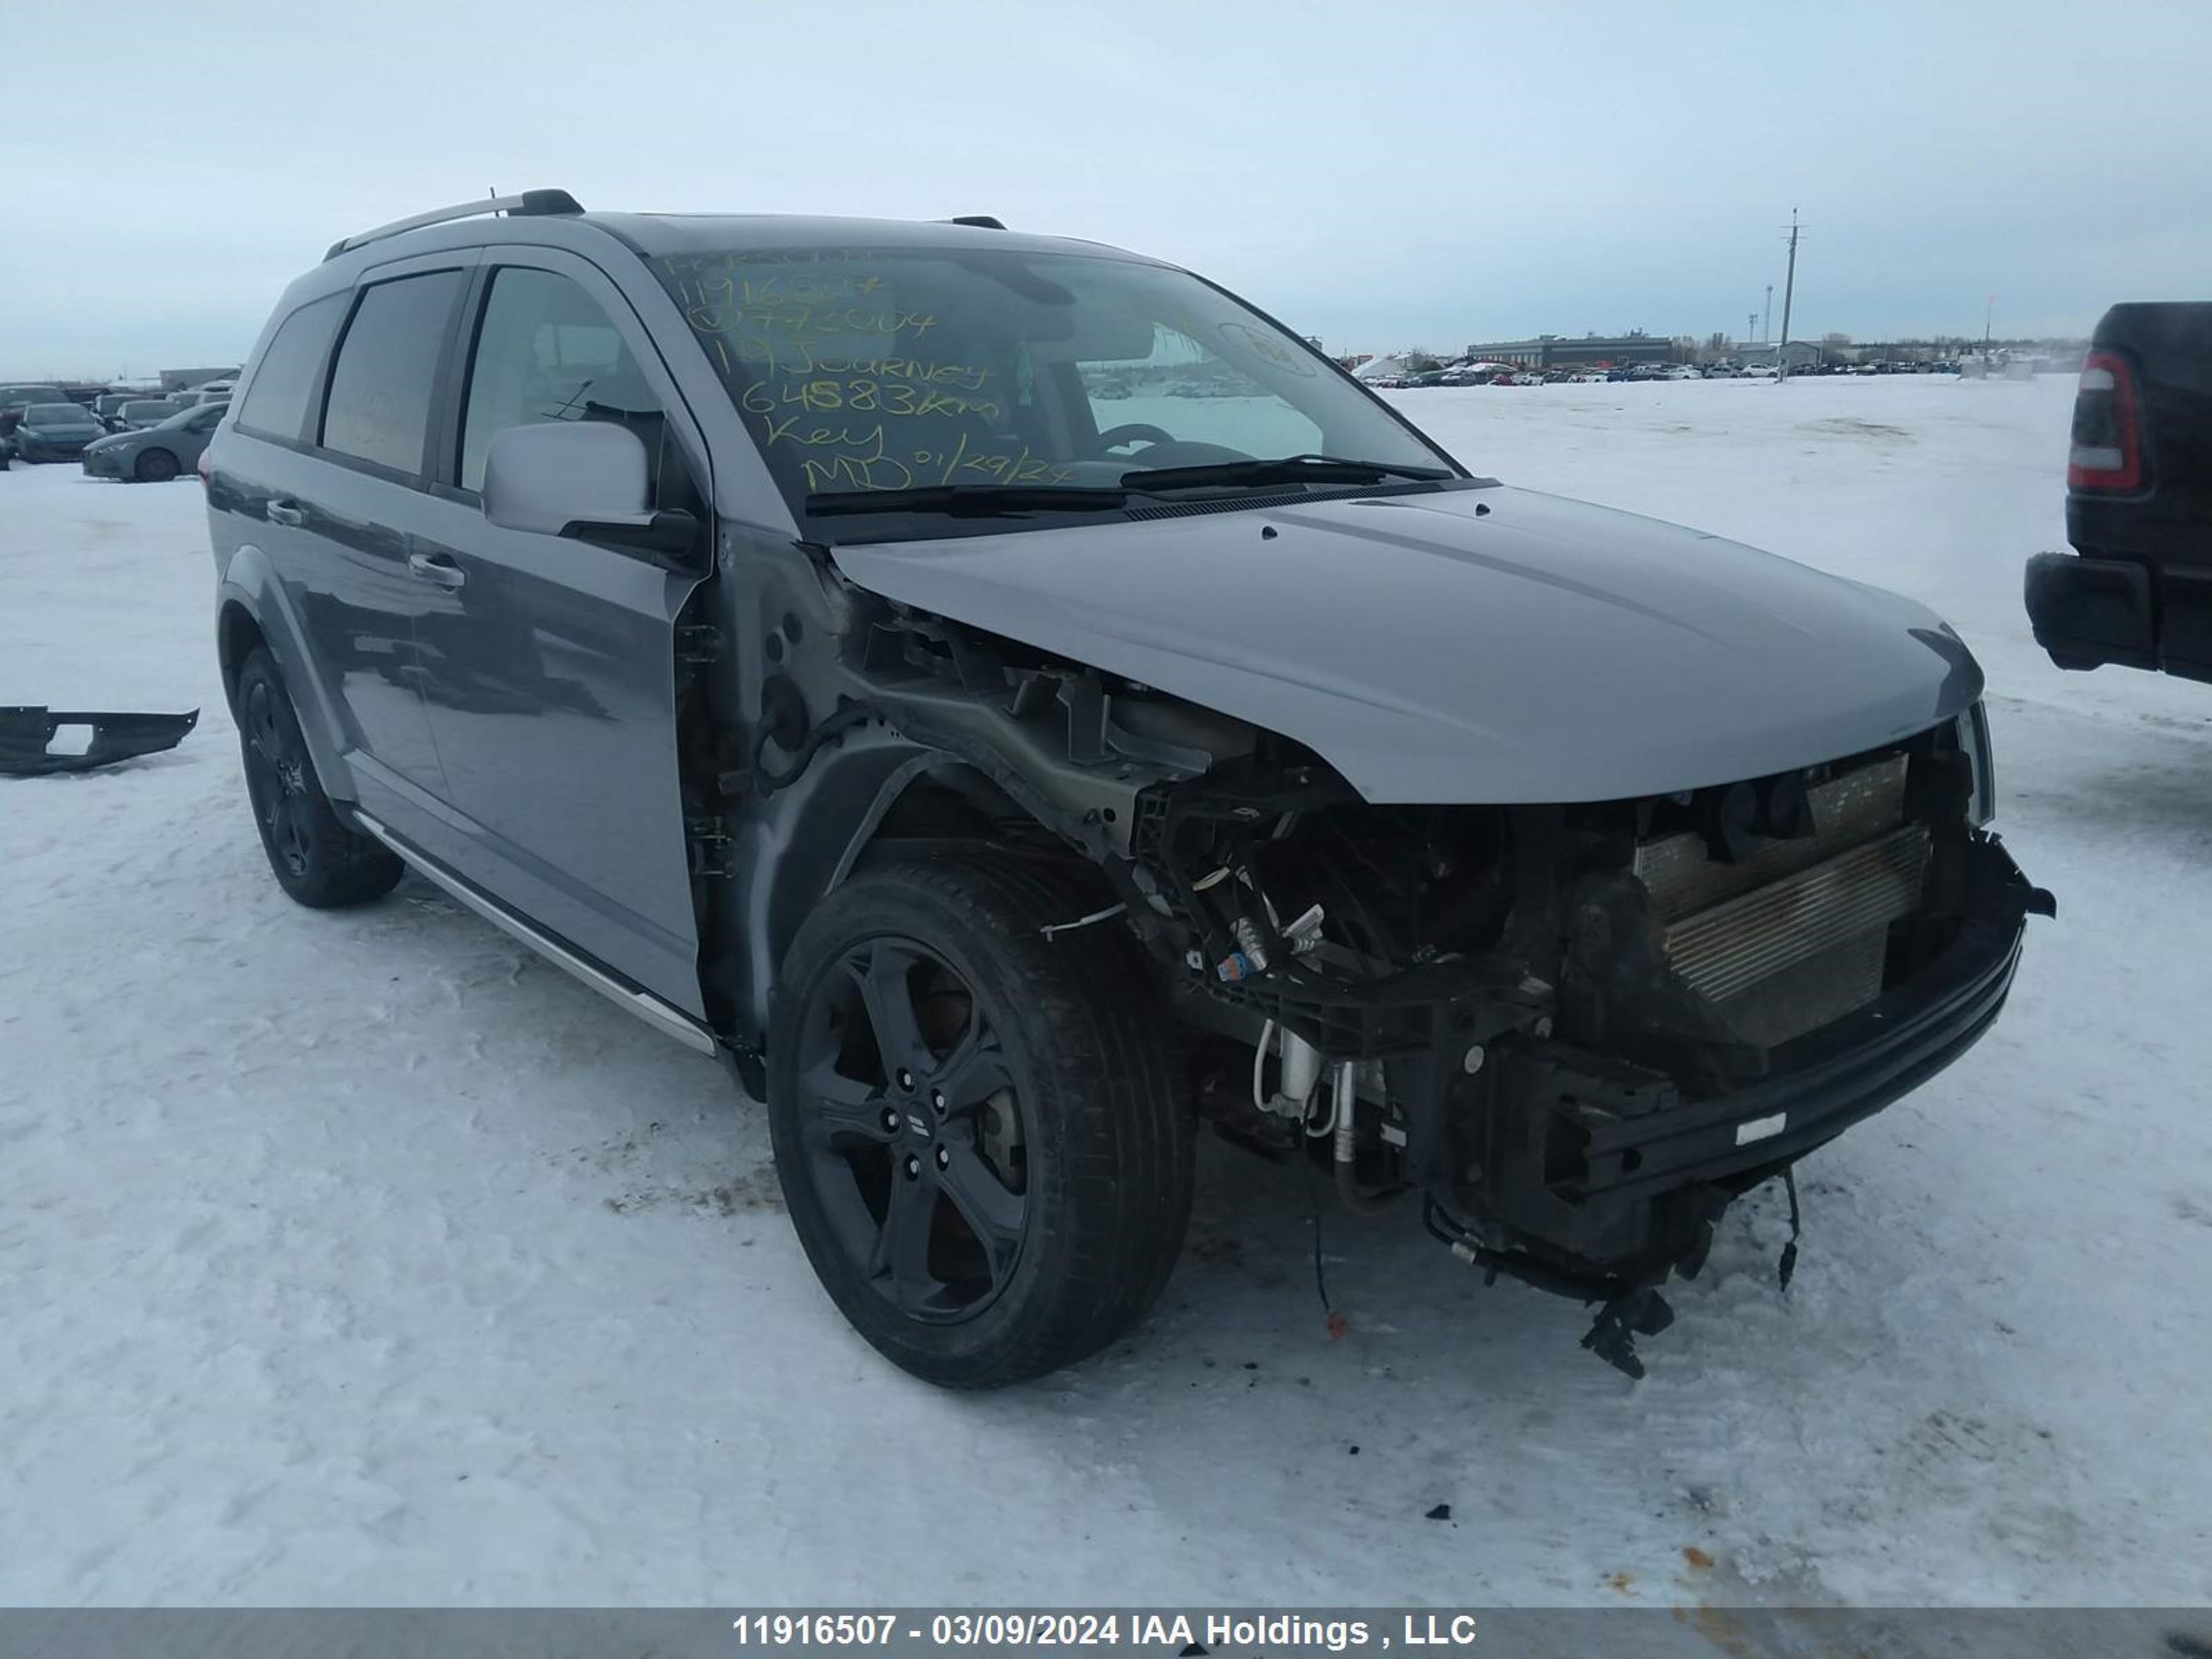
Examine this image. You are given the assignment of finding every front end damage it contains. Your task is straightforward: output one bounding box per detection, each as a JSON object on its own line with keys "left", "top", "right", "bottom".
{"left": 1120, "top": 710, "right": 2052, "bottom": 1375}
{"left": 740, "top": 561, "right": 2049, "bottom": 1376}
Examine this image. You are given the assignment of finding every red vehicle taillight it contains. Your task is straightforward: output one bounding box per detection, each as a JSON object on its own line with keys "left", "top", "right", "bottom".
{"left": 196, "top": 450, "right": 212, "bottom": 489}
{"left": 2066, "top": 350, "right": 2144, "bottom": 491}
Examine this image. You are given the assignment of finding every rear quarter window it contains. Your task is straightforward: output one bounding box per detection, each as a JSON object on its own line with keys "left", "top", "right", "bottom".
{"left": 235, "top": 292, "right": 345, "bottom": 442}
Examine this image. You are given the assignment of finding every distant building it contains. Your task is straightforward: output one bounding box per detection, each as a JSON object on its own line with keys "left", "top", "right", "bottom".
{"left": 1461, "top": 332, "right": 1687, "bottom": 369}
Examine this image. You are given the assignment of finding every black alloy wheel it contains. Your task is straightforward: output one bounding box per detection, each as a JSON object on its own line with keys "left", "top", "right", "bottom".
{"left": 796, "top": 936, "right": 1029, "bottom": 1323}
{"left": 767, "top": 854, "right": 1194, "bottom": 1387}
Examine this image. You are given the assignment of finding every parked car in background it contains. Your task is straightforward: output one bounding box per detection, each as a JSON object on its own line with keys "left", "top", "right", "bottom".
{"left": 93, "top": 393, "right": 143, "bottom": 431}
{"left": 1743, "top": 362, "right": 1781, "bottom": 379}
{"left": 1660, "top": 364, "right": 1702, "bottom": 381}
{"left": 82, "top": 399, "right": 227, "bottom": 482}
{"left": 0, "top": 384, "right": 73, "bottom": 437}
{"left": 2025, "top": 301, "right": 2212, "bottom": 685}
{"left": 9, "top": 402, "right": 107, "bottom": 461}
{"left": 116, "top": 399, "right": 182, "bottom": 430}
{"left": 0, "top": 382, "right": 71, "bottom": 409}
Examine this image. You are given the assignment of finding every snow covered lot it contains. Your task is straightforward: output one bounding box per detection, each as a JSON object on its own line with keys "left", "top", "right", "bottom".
{"left": 3, "top": 375, "right": 2207, "bottom": 1609}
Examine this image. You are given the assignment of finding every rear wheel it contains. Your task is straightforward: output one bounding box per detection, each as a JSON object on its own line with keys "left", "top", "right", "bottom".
{"left": 133, "top": 448, "right": 179, "bottom": 482}
{"left": 234, "top": 650, "right": 403, "bottom": 908}
{"left": 767, "top": 853, "right": 1193, "bottom": 1387}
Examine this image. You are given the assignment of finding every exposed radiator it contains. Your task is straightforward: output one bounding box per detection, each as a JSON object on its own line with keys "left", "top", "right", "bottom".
{"left": 1635, "top": 756, "right": 1929, "bottom": 1048}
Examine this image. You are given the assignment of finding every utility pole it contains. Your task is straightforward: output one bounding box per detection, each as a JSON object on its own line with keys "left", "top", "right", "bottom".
{"left": 1777, "top": 207, "right": 1801, "bottom": 382}
{"left": 1763, "top": 285, "right": 1772, "bottom": 344}
{"left": 1984, "top": 293, "right": 1994, "bottom": 348}
{"left": 1748, "top": 312, "right": 1758, "bottom": 349}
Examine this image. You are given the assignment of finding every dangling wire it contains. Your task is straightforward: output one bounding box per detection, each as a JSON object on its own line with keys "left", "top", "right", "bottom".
{"left": 1301, "top": 1150, "right": 1333, "bottom": 1319}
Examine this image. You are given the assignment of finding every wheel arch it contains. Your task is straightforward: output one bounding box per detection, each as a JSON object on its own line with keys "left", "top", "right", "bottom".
{"left": 728, "top": 733, "right": 1108, "bottom": 1045}
{"left": 214, "top": 554, "right": 357, "bottom": 805}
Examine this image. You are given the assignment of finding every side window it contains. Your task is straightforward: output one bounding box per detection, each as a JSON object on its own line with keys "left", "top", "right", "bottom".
{"left": 458, "top": 266, "right": 677, "bottom": 502}
{"left": 320, "top": 270, "right": 465, "bottom": 475}
{"left": 235, "top": 292, "right": 344, "bottom": 442}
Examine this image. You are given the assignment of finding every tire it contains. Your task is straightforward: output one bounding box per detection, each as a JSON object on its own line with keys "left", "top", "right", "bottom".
{"left": 767, "top": 852, "right": 1194, "bottom": 1387}
{"left": 234, "top": 649, "right": 404, "bottom": 909}
{"left": 133, "top": 448, "right": 179, "bottom": 482}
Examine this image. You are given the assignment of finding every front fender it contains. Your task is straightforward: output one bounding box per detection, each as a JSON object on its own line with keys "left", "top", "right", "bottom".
{"left": 728, "top": 729, "right": 948, "bottom": 1039}
{"left": 215, "top": 544, "right": 357, "bottom": 805}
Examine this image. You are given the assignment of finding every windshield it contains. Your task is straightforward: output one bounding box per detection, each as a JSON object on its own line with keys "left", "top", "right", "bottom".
{"left": 28, "top": 404, "right": 87, "bottom": 421}
{"left": 653, "top": 245, "right": 1458, "bottom": 536}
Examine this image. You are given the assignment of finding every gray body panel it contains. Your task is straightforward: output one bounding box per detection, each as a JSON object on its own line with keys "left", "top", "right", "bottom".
{"left": 831, "top": 485, "right": 1985, "bottom": 803}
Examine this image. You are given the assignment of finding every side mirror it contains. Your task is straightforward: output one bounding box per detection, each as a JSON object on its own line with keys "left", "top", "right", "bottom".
{"left": 481, "top": 420, "right": 703, "bottom": 573}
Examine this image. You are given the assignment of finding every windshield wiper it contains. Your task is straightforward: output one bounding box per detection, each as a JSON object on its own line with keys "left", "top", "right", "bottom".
{"left": 1119, "top": 453, "right": 1454, "bottom": 491}
{"left": 807, "top": 485, "right": 1128, "bottom": 518}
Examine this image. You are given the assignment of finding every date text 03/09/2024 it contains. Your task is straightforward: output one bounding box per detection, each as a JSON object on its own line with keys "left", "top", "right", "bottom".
{"left": 727, "top": 1613, "right": 1483, "bottom": 1651}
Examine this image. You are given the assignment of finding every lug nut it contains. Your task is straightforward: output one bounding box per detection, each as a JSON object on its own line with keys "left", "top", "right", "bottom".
{"left": 903, "top": 1154, "right": 921, "bottom": 1179}
{"left": 1463, "top": 1044, "right": 1486, "bottom": 1076}
{"left": 896, "top": 1068, "right": 915, "bottom": 1091}
{"left": 930, "top": 1088, "right": 947, "bottom": 1114}
{"left": 881, "top": 1107, "right": 901, "bottom": 1132}
{"left": 935, "top": 1146, "right": 950, "bottom": 1170}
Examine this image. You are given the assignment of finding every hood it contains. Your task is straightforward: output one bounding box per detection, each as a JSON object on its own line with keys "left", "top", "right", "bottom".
{"left": 830, "top": 485, "right": 1983, "bottom": 804}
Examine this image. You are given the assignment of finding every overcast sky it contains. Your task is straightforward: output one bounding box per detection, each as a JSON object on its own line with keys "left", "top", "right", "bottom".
{"left": 8, "top": 0, "right": 2210, "bottom": 375}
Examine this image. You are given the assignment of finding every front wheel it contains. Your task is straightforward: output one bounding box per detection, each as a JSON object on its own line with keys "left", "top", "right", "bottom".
{"left": 133, "top": 448, "right": 180, "bottom": 482}
{"left": 767, "top": 853, "right": 1194, "bottom": 1387}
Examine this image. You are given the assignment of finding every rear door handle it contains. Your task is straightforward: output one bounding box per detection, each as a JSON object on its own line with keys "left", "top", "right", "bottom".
{"left": 406, "top": 551, "right": 467, "bottom": 590}
{"left": 265, "top": 498, "right": 305, "bottom": 527}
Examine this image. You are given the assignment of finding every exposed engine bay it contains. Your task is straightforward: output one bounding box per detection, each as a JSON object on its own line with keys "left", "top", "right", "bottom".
{"left": 1099, "top": 705, "right": 2047, "bottom": 1375}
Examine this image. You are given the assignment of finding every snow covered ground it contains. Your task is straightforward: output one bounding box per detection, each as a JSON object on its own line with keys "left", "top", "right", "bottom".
{"left": 3, "top": 375, "right": 2207, "bottom": 1611}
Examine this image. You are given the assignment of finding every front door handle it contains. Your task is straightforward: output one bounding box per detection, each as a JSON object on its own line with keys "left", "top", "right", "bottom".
{"left": 406, "top": 552, "right": 467, "bottom": 590}
{"left": 265, "top": 498, "right": 305, "bottom": 527}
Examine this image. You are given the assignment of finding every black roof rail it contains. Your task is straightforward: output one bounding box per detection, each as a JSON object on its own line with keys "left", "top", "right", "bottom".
{"left": 324, "top": 189, "right": 585, "bottom": 263}
{"left": 947, "top": 214, "right": 1006, "bottom": 229}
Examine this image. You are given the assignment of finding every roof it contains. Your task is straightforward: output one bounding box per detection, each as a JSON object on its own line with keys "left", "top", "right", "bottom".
{"left": 318, "top": 191, "right": 1167, "bottom": 274}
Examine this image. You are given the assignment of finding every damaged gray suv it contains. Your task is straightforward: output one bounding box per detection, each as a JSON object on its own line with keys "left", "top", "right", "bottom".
{"left": 207, "top": 191, "right": 2049, "bottom": 1386}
